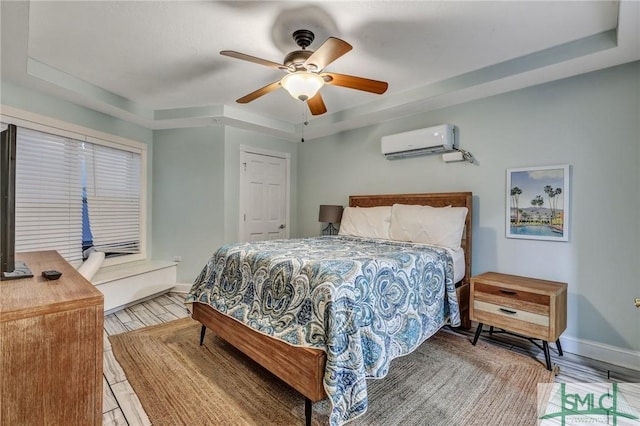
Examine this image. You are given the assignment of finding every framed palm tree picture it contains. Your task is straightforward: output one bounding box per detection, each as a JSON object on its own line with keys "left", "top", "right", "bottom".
{"left": 506, "top": 164, "right": 570, "bottom": 241}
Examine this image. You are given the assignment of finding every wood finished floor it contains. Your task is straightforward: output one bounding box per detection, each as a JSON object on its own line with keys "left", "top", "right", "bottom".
{"left": 103, "top": 293, "right": 640, "bottom": 425}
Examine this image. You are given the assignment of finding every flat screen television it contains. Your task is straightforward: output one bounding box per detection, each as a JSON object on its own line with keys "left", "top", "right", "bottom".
{"left": 1, "top": 124, "right": 33, "bottom": 280}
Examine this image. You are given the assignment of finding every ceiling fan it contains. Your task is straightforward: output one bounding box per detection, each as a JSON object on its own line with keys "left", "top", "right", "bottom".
{"left": 220, "top": 29, "right": 388, "bottom": 116}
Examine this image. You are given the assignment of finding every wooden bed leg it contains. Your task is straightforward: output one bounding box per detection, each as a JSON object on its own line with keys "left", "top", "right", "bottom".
{"left": 199, "top": 325, "right": 206, "bottom": 346}
{"left": 460, "top": 315, "right": 472, "bottom": 330}
{"left": 305, "top": 398, "right": 312, "bottom": 426}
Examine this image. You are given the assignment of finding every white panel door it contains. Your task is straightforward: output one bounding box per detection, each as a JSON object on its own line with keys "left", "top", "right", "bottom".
{"left": 239, "top": 150, "right": 288, "bottom": 242}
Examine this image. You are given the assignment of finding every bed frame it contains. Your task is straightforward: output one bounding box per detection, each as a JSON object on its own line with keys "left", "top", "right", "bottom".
{"left": 192, "top": 192, "right": 472, "bottom": 425}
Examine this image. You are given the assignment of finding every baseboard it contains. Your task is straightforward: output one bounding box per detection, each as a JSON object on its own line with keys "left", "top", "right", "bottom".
{"left": 561, "top": 335, "right": 640, "bottom": 372}
{"left": 170, "top": 282, "right": 192, "bottom": 294}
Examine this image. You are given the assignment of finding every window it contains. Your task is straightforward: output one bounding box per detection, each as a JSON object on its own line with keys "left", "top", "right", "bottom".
{"left": 9, "top": 124, "right": 145, "bottom": 266}
{"left": 82, "top": 141, "right": 142, "bottom": 257}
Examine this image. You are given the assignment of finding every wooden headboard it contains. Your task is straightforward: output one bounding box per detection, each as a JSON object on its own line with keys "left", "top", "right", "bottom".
{"left": 349, "top": 192, "right": 473, "bottom": 287}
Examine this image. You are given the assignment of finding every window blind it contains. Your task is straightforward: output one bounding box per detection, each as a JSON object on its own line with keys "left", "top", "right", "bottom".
{"left": 14, "top": 127, "right": 141, "bottom": 263}
{"left": 84, "top": 143, "right": 141, "bottom": 255}
{"left": 15, "top": 128, "right": 84, "bottom": 262}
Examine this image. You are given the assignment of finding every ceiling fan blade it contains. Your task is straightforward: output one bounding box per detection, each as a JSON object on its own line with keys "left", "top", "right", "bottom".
{"left": 322, "top": 72, "right": 388, "bottom": 94}
{"left": 220, "top": 50, "right": 287, "bottom": 70}
{"left": 303, "top": 37, "right": 352, "bottom": 71}
{"left": 307, "top": 92, "right": 327, "bottom": 116}
{"left": 236, "top": 81, "right": 282, "bottom": 103}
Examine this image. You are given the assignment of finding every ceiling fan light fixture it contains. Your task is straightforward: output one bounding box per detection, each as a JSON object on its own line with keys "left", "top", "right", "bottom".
{"left": 281, "top": 72, "right": 324, "bottom": 101}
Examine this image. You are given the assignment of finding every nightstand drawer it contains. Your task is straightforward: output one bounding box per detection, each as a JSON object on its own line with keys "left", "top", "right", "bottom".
{"left": 473, "top": 300, "right": 549, "bottom": 326}
{"left": 472, "top": 300, "right": 551, "bottom": 340}
{"left": 473, "top": 283, "right": 550, "bottom": 316}
{"left": 474, "top": 282, "right": 549, "bottom": 305}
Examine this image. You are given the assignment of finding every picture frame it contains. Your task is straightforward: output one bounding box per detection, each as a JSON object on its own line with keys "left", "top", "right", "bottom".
{"left": 506, "top": 164, "right": 570, "bottom": 241}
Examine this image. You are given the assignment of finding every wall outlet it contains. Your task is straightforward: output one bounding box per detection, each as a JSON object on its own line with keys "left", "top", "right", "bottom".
{"left": 173, "top": 256, "right": 182, "bottom": 262}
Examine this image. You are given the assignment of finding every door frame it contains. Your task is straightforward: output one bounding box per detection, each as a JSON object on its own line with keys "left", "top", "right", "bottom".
{"left": 238, "top": 145, "right": 291, "bottom": 241}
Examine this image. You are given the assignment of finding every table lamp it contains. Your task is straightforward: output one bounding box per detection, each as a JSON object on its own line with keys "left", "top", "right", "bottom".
{"left": 318, "top": 205, "right": 343, "bottom": 235}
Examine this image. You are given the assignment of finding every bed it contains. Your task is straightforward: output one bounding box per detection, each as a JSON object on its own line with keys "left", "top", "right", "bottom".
{"left": 186, "top": 192, "right": 472, "bottom": 426}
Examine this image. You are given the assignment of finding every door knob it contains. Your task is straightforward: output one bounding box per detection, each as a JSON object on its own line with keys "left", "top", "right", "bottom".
{"left": 635, "top": 298, "right": 640, "bottom": 308}
{"left": 279, "top": 224, "right": 286, "bottom": 229}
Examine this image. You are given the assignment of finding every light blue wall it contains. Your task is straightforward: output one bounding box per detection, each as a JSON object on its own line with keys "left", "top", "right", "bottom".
{"left": 152, "top": 126, "right": 225, "bottom": 283}
{"left": 297, "top": 61, "right": 640, "bottom": 352}
{"left": 151, "top": 125, "right": 297, "bottom": 283}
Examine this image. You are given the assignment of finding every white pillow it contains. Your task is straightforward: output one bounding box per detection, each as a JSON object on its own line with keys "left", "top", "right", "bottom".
{"left": 338, "top": 206, "right": 392, "bottom": 239}
{"left": 389, "top": 204, "right": 468, "bottom": 250}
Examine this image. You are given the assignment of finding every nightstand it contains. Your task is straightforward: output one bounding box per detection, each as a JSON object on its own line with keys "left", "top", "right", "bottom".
{"left": 470, "top": 272, "right": 567, "bottom": 371}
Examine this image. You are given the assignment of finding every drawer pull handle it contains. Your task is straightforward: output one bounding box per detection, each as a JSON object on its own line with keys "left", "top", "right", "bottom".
{"left": 499, "top": 289, "right": 517, "bottom": 295}
{"left": 498, "top": 307, "right": 517, "bottom": 315}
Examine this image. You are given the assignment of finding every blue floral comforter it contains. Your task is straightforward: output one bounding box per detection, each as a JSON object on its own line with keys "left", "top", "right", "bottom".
{"left": 186, "top": 235, "right": 460, "bottom": 425}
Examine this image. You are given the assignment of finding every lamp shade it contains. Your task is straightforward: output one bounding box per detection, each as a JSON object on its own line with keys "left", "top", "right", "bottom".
{"left": 281, "top": 72, "right": 325, "bottom": 101}
{"left": 318, "top": 205, "right": 343, "bottom": 223}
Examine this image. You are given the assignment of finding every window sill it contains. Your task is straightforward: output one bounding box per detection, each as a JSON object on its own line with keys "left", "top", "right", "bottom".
{"left": 92, "top": 260, "right": 177, "bottom": 285}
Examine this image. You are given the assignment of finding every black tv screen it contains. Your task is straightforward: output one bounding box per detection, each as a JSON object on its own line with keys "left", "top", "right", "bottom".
{"left": 1, "top": 124, "right": 32, "bottom": 280}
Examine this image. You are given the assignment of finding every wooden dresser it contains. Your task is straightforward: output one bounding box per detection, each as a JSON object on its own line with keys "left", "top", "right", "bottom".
{"left": 0, "top": 251, "right": 104, "bottom": 425}
{"left": 470, "top": 271, "right": 567, "bottom": 370}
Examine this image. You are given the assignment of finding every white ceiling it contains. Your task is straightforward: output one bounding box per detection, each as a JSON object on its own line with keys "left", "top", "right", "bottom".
{"left": 1, "top": 1, "right": 638, "bottom": 141}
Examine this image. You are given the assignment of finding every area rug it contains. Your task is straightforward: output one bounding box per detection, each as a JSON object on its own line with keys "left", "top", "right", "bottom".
{"left": 110, "top": 318, "right": 554, "bottom": 425}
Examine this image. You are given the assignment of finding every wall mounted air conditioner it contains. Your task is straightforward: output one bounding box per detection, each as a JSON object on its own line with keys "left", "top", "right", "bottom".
{"left": 381, "top": 124, "right": 455, "bottom": 160}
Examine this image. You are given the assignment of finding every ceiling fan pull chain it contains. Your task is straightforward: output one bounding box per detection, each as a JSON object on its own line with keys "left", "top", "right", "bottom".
{"left": 300, "top": 104, "right": 308, "bottom": 143}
